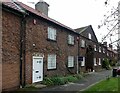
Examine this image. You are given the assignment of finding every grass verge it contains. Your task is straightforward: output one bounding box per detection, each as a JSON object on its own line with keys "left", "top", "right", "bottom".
{"left": 81, "top": 77, "right": 119, "bottom": 93}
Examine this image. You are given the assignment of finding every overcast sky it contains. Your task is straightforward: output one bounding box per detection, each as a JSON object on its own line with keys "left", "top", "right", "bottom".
{"left": 18, "top": 0, "right": 119, "bottom": 48}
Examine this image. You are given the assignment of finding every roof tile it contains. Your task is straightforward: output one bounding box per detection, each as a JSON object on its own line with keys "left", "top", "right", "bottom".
{"left": 2, "top": 0, "right": 78, "bottom": 34}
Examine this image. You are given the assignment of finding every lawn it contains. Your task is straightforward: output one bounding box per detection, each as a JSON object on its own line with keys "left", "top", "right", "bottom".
{"left": 82, "top": 77, "right": 119, "bottom": 93}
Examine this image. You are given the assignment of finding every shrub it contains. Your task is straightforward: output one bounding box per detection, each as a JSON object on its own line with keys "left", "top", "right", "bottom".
{"left": 42, "top": 77, "right": 54, "bottom": 86}
{"left": 73, "top": 74, "right": 82, "bottom": 79}
{"left": 42, "top": 74, "right": 81, "bottom": 86}
{"left": 102, "top": 58, "right": 112, "bottom": 70}
{"left": 50, "top": 76, "right": 65, "bottom": 85}
{"left": 65, "top": 76, "right": 78, "bottom": 82}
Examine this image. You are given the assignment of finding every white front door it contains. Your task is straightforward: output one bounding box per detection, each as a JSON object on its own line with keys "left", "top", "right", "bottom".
{"left": 32, "top": 56, "right": 43, "bottom": 83}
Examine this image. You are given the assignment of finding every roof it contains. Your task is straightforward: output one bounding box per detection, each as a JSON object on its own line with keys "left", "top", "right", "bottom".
{"left": 2, "top": 0, "right": 78, "bottom": 35}
{"left": 2, "top": 0, "right": 25, "bottom": 12}
{"left": 75, "top": 25, "right": 98, "bottom": 42}
{"left": 75, "top": 25, "right": 90, "bottom": 34}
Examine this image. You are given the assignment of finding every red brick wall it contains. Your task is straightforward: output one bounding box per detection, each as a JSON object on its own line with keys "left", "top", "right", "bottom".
{"left": 78, "top": 36, "right": 103, "bottom": 72}
{"left": 2, "top": 10, "right": 20, "bottom": 91}
{"left": 25, "top": 17, "right": 78, "bottom": 84}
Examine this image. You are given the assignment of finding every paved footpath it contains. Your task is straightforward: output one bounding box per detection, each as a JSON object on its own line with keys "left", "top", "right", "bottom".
{"left": 39, "top": 70, "right": 112, "bottom": 93}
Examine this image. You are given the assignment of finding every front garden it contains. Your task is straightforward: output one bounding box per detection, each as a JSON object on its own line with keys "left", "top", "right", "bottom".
{"left": 16, "top": 73, "right": 85, "bottom": 92}
{"left": 41, "top": 74, "right": 83, "bottom": 86}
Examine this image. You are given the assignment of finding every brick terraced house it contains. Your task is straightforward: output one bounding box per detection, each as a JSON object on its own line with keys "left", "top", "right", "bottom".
{"left": 75, "top": 25, "right": 118, "bottom": 72}
{"left": 2, "top": 1, "right": 80, "bottom": 91}
{"left": 1, "top": 0, "right": 118, "bottom": 91}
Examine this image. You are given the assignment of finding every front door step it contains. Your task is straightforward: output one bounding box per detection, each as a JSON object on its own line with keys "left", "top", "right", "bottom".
{"left": 25, "top": 83, "right": 47, "bottom": 89}
{"left": 33, "top": 84, "right": 47, "bottom": 88}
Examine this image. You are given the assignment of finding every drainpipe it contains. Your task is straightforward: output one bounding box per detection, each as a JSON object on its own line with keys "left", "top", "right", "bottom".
{"left": 77, "top": 36, "right": 80, "bottom": 74}
{"left": 20, "top": 17, "right": 23, "bottom": 88}
{"left": 20, "top": 14, "right": 27, "bottom": 88}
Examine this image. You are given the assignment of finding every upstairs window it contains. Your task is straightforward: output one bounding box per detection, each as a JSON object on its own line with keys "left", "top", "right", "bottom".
{"left": 81, "top": 40, "right": 85, "bottom": 48}
{"left": 103, "top": 48, "right": 105, "bottom": 53}
{"left": 68, "top": 56, "right": 74, "bottom": 67}
{"left": 88, "top": 33, "right": 91, "bottom": 39}
{"left": 47, "top": 54, "right": 56, "bottom": 69}
{"left": 68, "top": 35, "right": 74, "bottom": 45}
{"left": 94, "top": 45, "right": 97, "bottom": 51}
{"left": 107, "top": 52, "right": 109, "bottom": 56}
{"left": 48, "top": 27, "right": 56, "bottom": 40}
{"left": 99, "top": 47, "right": 101, "bottom": 52}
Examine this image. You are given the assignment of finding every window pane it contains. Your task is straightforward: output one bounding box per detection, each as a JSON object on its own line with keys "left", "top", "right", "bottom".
{"left": 48, "top": 27, "right": 56, "bottom": 40}
{"left": 68, "top": 35, "right": 74, "bottom": 45}
{"left": 48, "top": 54, "right": 56, "bottom": 69}
{"left": 88, "top": 33, "right": 91, "bottom": 39}
{"left": 68, "top": 56, "right": 74, "bottom": 67}
{"left": 81, "top": 57, "right": 85, "bottom": 66}
{"left": 94, "top": 58, "right": 97, "bottom": 66}
{"left": 81, "top": 40, "right": 85, "bottom": 47}
{"left": 94, "top": 45, "right": 97, "bottom": 51}
{"left": 99, "top": 58, "right": 101, "bottom": 65}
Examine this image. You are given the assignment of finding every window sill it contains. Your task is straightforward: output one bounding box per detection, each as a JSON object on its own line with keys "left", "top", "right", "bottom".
{"left": 68, "top": 43, "right": 74, "bottom": 46}
{"left": 81, "top": 47, "right": 86, "bottom": 49}
{"left": 81, "top": 66, "right": 85, "bottom": 67}
{"left": 47, "top": 68, "right": 57, "bottom": 71}
{"left": 47, "top": 38, "right": 57, "bottom": 42}
{"left": 68, "top": 66, "right": 74, "bottom": 68}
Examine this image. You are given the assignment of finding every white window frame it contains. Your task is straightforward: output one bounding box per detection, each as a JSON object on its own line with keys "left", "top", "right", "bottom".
{"left": 107, "top": 52, "right": 109, "bottom": 56}
{"left": 98, "top": 58, "right": 101, "bottom": 65}
{"left": 68, "top": 35, "right": 74, "bottom": 45}
{"left": 81, "top": 40, "right": 85, "bottom": 48}
{"left": 88, "top": 33, "right": 91, "bottom": 39}
{"left": 68, "top": 56, "right": 74, "bottom": 67}
{"left": 94, "top": 58, "right": 97, "bottom": 66}
{"left": 47, "top": 54, "right": 56, "bottom": 69}
{"left": 99, "top": 47, "right": 101, "bottom": 52}
{"left": 94, "top": 45, "right": 97, "bottom": 51}
{"left": 48, "top": 27, "right": 56, "bottom": 40}
{"left": 81, "top": 57, "right": 85, "bottom": 66}
{"left": 103, "top": 48, "right": 105, "bottom": 53}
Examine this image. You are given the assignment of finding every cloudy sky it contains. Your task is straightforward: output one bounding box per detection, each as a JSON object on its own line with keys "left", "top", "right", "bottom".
{"left": 18, "top": 0, "right": 119, "bottom": 48}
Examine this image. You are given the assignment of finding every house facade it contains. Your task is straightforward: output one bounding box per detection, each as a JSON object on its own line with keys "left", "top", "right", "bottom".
{"left": 75, "top": 25, "right": 117, "bottom": 72}
{"left": 2, "top": 1, "right": 79, "bottom": 91}
{"left": 75, "top": 25, "right": 102, "bottom": 72}
{"left": 1, "top": 0, "right": 118, "bottom": 91}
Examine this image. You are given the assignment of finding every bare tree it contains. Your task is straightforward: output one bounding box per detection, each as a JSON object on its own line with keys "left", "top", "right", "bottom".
{"left": 98, "top": 0, "right": 120, "bottom": 60}
{"left": 98, "top": 0, "right": 119, "bottom": 47}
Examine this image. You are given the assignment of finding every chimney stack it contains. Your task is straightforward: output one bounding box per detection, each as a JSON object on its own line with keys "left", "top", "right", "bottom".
{"left": 35, "top": 0, "right": 49, "bottom": 16}
{"left": 109, "top": 44, "right": 113, "bottom": 50}
{"left": 103, "top": 42, "right": 107, "bottom": 47}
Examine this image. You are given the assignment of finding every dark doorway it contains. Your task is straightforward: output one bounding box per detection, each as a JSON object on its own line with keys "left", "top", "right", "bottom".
{"left": 85, "top": 45, "right": 94, "bottom": 72}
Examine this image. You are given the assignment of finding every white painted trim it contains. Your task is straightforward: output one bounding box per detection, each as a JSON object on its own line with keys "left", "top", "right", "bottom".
{"left": 32, "top": 56, "right": 43, "bottom": 83}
